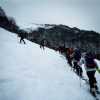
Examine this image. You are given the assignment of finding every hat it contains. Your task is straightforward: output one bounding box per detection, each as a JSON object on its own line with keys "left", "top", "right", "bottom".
{"left": 65, "top": 46, "right": 68, "bottom": 48}
{"left": 82, "top": 53, "right": 86, "bottom": 57}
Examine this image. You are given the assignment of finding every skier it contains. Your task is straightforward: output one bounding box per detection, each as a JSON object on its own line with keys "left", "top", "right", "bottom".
{"left": 19, "top": 34, "right": 26, "bottom": 44}
{"left": 67, "top": 49, "right": 74, "bottom": 67}
{"left": 70, "top": 48, "right": 83, "bottom": 76}
{"left": 63, "top": 45, "right": 65, "bottom": 53}
{"left": 65, "top": 46, "right": 69, "bottom": 53}
{"left": 78, "top": 53, "right": 100, "bottom": 95}
{"left": 58, "top": 45, "right": 61, "bottom": 54}
{"left": 61, "top": 46, "right": 64, "bottom": 54}
{"left": 40, "top": 41, "right": 44, "bottom": 49}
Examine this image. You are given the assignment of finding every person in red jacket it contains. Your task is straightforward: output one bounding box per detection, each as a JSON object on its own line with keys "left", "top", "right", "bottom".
{"left": 66, "top": 49, "right": 74, "bottom": 67}
{"left": 40, "top": 41, "right": 44, "bottom": 49}
{"left": 58, "top": 45, "right": 61, "bottom": 54}
{"left": 18, "top": 34, "right": 26, "bottom": 44}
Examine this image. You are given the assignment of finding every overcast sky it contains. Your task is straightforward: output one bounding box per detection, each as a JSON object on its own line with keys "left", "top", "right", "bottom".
{"left": 0, "top": 0, "right": 100, "bottom": 33}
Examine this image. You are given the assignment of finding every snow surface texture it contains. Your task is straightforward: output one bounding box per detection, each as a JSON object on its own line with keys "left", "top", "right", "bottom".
{"left": 0, "top": 28, "right": 100, "bottom": 100}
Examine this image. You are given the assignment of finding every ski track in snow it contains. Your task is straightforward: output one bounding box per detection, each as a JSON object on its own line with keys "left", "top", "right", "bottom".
{"left": 0, "top": 27, "right": 100, "bottom": 100}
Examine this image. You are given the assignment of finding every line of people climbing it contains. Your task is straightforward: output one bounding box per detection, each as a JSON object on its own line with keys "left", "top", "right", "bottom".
{"left": 17, "top": 33, "right": 100, "bottom": 96}
{"left": 58, "top": 45, "right": 100, "bottom": 97}
{"left": 58, "top": 45, "right": 69, "bottom": 54}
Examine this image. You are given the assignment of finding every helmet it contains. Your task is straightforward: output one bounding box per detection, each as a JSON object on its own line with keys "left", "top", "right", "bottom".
{"left": 65, "top": 46, "right": 68, "bottom": 48}
{"left": 82, "top": 53, "right": 86, "bottom": 57}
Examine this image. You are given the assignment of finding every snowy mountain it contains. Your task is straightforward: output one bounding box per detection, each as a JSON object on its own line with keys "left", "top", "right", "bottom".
{"left": 17, "top": 22, "right": 55, "bottom": 33}
{"left": 17, "top": 22, "right": 82, "bottom": 33}
{"left": 0, "top": 27, "right": 100, "bottom": 100}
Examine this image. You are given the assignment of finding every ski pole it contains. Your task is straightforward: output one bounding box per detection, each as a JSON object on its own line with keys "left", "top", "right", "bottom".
{"left": 17, "top": 29, "right": 19, "bottom": 43}
{"left": 17, "top": 34, "right": 18, "bottom": 43}
{"left": 79, "top": 66, "right": 81, "bottom": 86}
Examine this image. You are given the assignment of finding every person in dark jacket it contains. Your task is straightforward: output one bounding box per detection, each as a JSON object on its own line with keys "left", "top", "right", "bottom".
{"left": 40, "top": 41, "right": 44, "bottom": 49}
{"left": 19, "top": 34, "right": 26, "bottom": 44}
{"left": 61, "top": 46, "right": 64, "bottom": 54}
{"left": 65, "top": 46, "right": 69, "bottom": 53}
{"left": 78, "top": 53, "right": 100, "bottom": 95}
{"left": 67, "top": 49, "right": 74, "bottom": 67}
{"left": 70, "top": 48, "right": 83, "bottom": 76}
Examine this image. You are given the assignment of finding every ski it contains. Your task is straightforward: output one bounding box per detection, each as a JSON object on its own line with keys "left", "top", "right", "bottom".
{"left": 89, "top": 91, "right": 99, "bottom": 100}
{"left": 73, "top": 69, "right": 78, "bottom": 75}
{"left": 95, "top": 89, "right": 100, "bottom": 94}
{"left": 85, "top": 81, "right": 100, "bottom": 94}
{"left": 80, "top": 77, "right": 89, "bottom": 82}
{"left": 73, "top": 69, "right": 80, "bottom": 76}
{"left": 18, "top": 42, "right": 26, "bottom": 44}
{"left": 95, "top": 97, "right": 99, "bottom": 100}
{"left": 85, "top": 80, "right": 90, "bottom": 86}
{"left": 85, "top": 81, "right": 99, "bottom": 100}
{"left": 68, "top": 64, "right": 89, "bottom": 82}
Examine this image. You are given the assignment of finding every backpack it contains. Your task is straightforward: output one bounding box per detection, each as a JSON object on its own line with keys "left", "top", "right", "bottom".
{"left": 20, "top": 35, "right": 24, "bottom": 38}
{"left": 68, "top": 50, "right": 74, "bottom": 56}
{"left": 85, "top": 53, "right": 95, "bottom": 68}
{"left": 41, "top": 41, "right": 44, "bottom": 45}
{"left": 74, "top": 50, "right": 81, "bottom": 60}
{"left": 58, "top": 45, "right": 60, "bottom": 49}
{"left": 67, "top": 50, "right": 74, "bottom": 59}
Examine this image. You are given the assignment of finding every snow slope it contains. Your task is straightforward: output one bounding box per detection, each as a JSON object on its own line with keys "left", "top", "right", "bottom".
{"left": 0, "top": 28, "right": 100, "bottom": 100}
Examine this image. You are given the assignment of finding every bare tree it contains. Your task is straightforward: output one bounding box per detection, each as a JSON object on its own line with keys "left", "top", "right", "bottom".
{"left": 0, "top": 6, "right": 6, "bottom": 17}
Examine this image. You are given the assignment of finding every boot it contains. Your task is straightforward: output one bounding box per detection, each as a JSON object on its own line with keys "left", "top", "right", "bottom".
{"left": 90, "top": 88, "right": 96, "bottom": 97}
{"left": 90, "top": 88, "right": 95, "bottom": 93}
{"left": 94, "top": 83, "right": 100, "bottom": 93}
{"left": 94, "top": 83, "right": 99, "bottom": 90}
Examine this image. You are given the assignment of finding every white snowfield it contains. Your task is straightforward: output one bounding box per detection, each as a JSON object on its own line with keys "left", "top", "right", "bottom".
{"left": 0, "top": 28, "right": 100, "bottom": 100}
